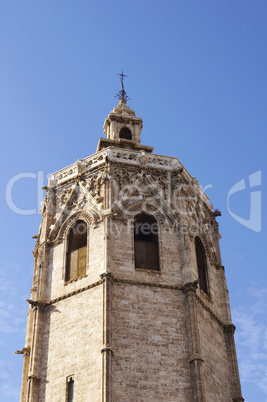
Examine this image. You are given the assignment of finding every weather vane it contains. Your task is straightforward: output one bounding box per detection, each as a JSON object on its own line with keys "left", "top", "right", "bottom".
{"left": 115, "top": 67, "right": 131, "bottom": 101}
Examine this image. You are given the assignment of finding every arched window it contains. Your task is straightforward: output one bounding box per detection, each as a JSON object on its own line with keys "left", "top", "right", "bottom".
{"left": 195, "top": 237, "right": 209, "bottom": 295}
{"left": 119, "top": 126, "right": 132, "bottom": 140}
{"left": 134, "top": 213, "right": 159, "bottom": 270}
{"left": 67, "top": 377, "right": 74, "bottom": 402}
{"left": 66, "top": 220, "right": 87, "bottom": 282}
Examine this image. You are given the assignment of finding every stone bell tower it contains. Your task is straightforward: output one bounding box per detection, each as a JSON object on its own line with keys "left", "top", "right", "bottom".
{"left": 18, "top": 73, "right": 244, "bottom": 402}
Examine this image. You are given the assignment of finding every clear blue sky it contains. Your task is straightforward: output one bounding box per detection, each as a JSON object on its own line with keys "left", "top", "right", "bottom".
{"left": 0, "top": 1, "right": 266, "bottom": 400}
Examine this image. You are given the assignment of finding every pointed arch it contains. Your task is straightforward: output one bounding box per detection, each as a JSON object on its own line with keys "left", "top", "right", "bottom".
{"left": 195, "top": 236, "right": 209, "bottom": 295}
{"left": 116, "top": 200, "right": 175, "bottom": 228}
{"left": 65, "top": 220, "right": 88, "bottom": 282}
{"left": 56, "top": 210, "right": 100, "bottom": 242}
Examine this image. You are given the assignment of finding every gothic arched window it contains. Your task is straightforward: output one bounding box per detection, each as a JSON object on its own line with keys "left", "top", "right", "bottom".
{"left": 134, "top": 213, "right": 159, "bottom": 271}
{"left": 119, "top": 126, "right": 132, "bottom": 140}
{"left": 195, "top": 237, "right": 209, "bottom": 295}
{"left": 66, "top": 220, "right": 87, "bottom": 282}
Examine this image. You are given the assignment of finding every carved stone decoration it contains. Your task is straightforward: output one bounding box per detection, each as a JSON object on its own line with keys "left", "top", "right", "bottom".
{"left": 47, "top": 173, "right": 109, "bottom": 242}
{"left": 49, "top": 205, "right": 100, "bottom": 244}
{"left": 112, "top": 169, "right": 177, "bottom": 228}
{"left": 182, "top": 280, "right": 199, "bottom": 294}
{"left": 111, "top": 150, "right": 138, "bottom": 163}
{"left": 80, "top": 171, "right": 110, "bottom": 211}
{"left": 113, "top": 168, "right": 130, "bottom": 191}
{"left": 113, "top": 168, "right": 173, "bottom": 205}
{"left": 14, "top": 347, "right": 30, "bottom": 356}
{"left": 138, "top": 150, "right": 148, "bottom": 166}
{"left": 55, "top": 210, "right": 101, "bottom": 243}
{"left": 68, "top": 190, "right": 87, "bottom": 212}
{"left": 48, "top": 184, "right": 79, "bottom": 241}
{"left": 58, "top": 187, "right": 74, "bottom": 210}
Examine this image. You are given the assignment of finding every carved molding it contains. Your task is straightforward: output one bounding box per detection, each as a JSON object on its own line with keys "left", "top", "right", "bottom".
{"left": 64, "top": 274, "right": 87, "bottom": 286}
{"left": 47, "top": 279, "right": 103, "bottom": 306}
{"left": 51, "top": 209, "right": 101, "bottom": 243}
{"left": 35, "top": 274, "right": 235, "bottom": 342}
{"left": 113, "top": 277, "right": 182, "bottom": 291}
{"left": 48, "top": 179, "right": 105, "bottom": 241}
{"left": 49, "top": 148, "right": 186, "bottom": 187}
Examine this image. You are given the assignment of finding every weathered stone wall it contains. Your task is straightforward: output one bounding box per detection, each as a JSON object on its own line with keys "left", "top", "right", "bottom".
{"left": 111, "top": 219, "right": 184, "bottom": 286}
{"left": 197, "top": 300, "right": 232, "bottom": 401}
{"left": 38, "top": 286, "right": 103, "bottom": 402}
{"left": 112, "top": 282, "right": 192, "bottom": 401}
{"left": 45, "top": 224, "right": 105, "bottom": 302}
{"left": 188, "top": 236, "right": 228, "bottom": 324}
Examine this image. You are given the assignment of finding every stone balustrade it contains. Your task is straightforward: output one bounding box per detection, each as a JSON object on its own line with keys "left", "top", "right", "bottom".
{"left": 48, "top": 147, "right": 210, "bottom": 208}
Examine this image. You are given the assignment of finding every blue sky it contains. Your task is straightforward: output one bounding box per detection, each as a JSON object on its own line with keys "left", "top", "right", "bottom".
{"left": 0, "top": 1, "right": 266, "bottom": 400}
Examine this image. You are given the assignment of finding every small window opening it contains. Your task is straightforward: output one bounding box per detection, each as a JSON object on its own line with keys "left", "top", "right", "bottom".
{"left": 119, "top": 126, "right": 132, "bottom": 140}
{"left": 66, "top": 220, "right": 87, "bottom": 282}
{"left": 195, "top": 237, "right": 209, "bottom": 295}
{"left": 67, "top": 378, "right": 74, "bottom": 402}
{"left": 134, "top": 213, "right": 159, "bottom": 270}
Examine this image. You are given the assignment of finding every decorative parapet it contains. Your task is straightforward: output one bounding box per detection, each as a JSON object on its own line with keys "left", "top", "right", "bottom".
{"left": 107, "top": 149, "right": 181, "bottom": 171}
{"left": 49, "top": 149, "right": 108, "bottom": 186}
{"left": 48, "top": 147, "right": 211, "bottom": 208}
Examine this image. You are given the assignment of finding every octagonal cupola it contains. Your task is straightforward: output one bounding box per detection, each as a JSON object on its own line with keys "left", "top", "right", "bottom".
{"left": 103, "top": 98, "right": 143, "bottom": 143}
{"left": 97, "top": 70, "right": 153, "bottom": 153}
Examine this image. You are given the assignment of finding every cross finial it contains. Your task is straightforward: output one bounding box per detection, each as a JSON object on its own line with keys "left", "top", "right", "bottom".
{"left": 115, "top": 67, "right": 131, "bottom": 102}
